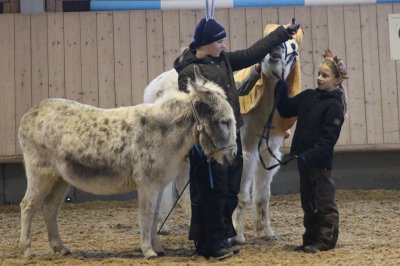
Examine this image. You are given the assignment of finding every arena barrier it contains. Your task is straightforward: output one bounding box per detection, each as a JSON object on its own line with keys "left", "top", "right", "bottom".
{"left": 90, "top": 0, "right": 400, "bottom": 11}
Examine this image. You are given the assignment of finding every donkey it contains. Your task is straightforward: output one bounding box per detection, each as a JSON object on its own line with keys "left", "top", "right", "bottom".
{"left": 143, "top": 24, "right": 303, "bottom": 243}
{"left": 18, "top": 67, "right": 237, "bottom": 259}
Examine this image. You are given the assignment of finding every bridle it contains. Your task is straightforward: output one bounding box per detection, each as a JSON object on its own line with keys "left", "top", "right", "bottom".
{"left": 258, "top": 41, "right": 298, "bottom": 170}
{"left": 190, "top": 100, "right": 237, "bottom": 162}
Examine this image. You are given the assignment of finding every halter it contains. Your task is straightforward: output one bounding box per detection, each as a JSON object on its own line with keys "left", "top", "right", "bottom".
{"left": 258, "top": 41, "right": 298, "bottom": 170}
{"left": 190, "top": 100, "right": 236, "bottom": 162}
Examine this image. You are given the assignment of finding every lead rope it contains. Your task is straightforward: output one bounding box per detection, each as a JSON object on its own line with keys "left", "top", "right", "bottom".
{"left": 257, "top": 72, "right": 297, "bottom": 170}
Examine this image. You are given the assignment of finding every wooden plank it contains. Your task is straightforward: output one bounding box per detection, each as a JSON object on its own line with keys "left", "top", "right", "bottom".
{"left": 3, "top": 2, "right": 11, "bottom": 13}
{"left": 214, "top": 8, "right": 230, "bottom": 51}
{"left": 80, "top": 12, "right": 98, "bottom": 106}
{"left": 14, "top": 14, "right": 31, "bottom": 155}
{"left": 261, "top": 7, "right": 279, "bottom": 26}
{"left": 179, "top": 9, "right": 196, "bottom": 50}
{"left": 328, "top": 5, "right": 350, "bottom": 145}
{"left": 46, "top": 0, "right": 55, "bottom": 12}
{"left": 48, "top": 12, "right": 65, "bottom": 98}
{"left": 10, "top": 0, "right": 19, "bottom": 13}
{"left": 113, "top": 11, "right": 132, "bottom": 107}
{"left": 294, "top": 6, "right": 314, "bottom": 90}
{"left": 377, "top": 4, "right": 399, "bottom": 143}
{"left": 64, "top": 12, "right": 82, "bottom": 103}
{"left": 55, "top": 0, "right": 62, "bottom": 12}
{"left": 162, "top": 10, "right": 180, "bottom": 70}
{"left": 278, "top": 6, "right": 295, "bottom": 25}
{"left": 31, "top": 13, "right": 49, "bottom": 106}
{"left": 360, "top": 5, "right": 383, "bottom": 144}
{"left": 310, "top": 6, "right": 328, "bottom": 88}
{"left": 245, "top": 7, "right": 263, "bottom": 47}
{"left": 0, "top": 14, "right": 15, "bottom": 156}
{"left": 344, "top": 5, "right": 367, "bottom": 144}
{"left": 146, "top": 10, "right": 164, "bottom": 82}
{"left": 97, "top": 12, "right": 115, "bottom": 108}
{"left": 229, "top": 8, "right": 246, "bottom": 51}
{"left": 130, "top": 11, "right": 147, "bottom": 105}
{"left": 394, "top": 3, "right": 400, "bottom": 141}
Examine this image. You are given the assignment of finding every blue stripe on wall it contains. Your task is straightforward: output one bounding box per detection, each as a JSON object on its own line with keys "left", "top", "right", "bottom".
{"left": 376, "top": 0, "right": 400, "bottom": 3}
{"left": 233, "top": 0, "right": 305, "bottom": 7}
{"left": 90, "top": 1, "right": 161, "bottom": 11}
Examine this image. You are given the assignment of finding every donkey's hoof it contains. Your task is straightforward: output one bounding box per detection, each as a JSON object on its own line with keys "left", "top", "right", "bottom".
{"left": 144, "top": 250, "right": 158, "bottom": 259}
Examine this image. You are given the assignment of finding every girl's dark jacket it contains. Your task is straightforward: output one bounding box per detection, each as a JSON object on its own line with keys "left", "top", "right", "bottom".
{"left": 276, "top": 81, "right": 345, "bottom": 170}
{"left": 173, "top": 26, "right": 290, "bottom": 128}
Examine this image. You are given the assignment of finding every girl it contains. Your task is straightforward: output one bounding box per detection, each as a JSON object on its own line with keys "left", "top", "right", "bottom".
{"left": 275, "top": 49, "right": 348, "bottom": 253}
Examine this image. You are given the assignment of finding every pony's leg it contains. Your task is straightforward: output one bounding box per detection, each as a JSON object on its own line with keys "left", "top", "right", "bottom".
{"left": 138, "top": 183, "right": 162, "bottom": 259}
{"left": 157, "top": 183, "right": 172, "bottom": 235}
{"left": 175, "top": 161, "right": 191, "bottom": 219}
{"left": 19, "top": 157, "right": 59, "bottom": 258}
{"left": 41, "top": 178, "right": 71, "bottom": 255}
{"left": 253, "top": 142, "right": 282, "bottom": 240}
{"left": 232, "top": 151, "right": 256, "bottom": 244}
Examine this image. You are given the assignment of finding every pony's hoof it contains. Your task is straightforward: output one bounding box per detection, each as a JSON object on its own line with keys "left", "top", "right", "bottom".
{"left": 229, "top": 236, "right": 245, "bottom": 246}
{"left": 157, "top": 250, "right": 166, "bottom": 257}
{"left": 22, "top": 249, "right": 34, "bottom": 259}
{"left": 157, "top": 229, "right": 170, "bottom": 235}
{"left": 144, "top": 250, "right": 158, "bottom": 259}
{"left": 53, "top": 245, "right": 71, "bottom": 255}
{"left": 264, "top": 235, "right": 281, "bottom": 241}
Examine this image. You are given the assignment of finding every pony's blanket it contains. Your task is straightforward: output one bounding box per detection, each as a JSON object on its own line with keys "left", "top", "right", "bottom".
{"left": 236, "top": 24, "right": 303, "bottom": 131}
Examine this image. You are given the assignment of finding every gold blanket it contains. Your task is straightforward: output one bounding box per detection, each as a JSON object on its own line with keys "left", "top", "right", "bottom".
{"left": 236, "top": 24, "right": 303, "bottom": 131}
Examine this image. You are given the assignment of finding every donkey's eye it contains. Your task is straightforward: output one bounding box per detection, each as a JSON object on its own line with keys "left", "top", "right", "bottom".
{"left": 220, "top": 120, "right": 230, "bottom": 127}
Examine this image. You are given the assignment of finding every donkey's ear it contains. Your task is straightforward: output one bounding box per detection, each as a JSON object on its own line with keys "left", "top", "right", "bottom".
{"left": 193, "top": 65, "right": 206, "bottom": 84}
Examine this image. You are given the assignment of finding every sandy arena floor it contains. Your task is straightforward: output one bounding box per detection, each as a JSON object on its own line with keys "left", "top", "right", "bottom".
{"left": 1, "top": 189, "right": 399, "bottom": 265}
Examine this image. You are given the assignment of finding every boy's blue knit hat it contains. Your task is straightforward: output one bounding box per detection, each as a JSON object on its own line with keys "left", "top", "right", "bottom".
{"left": 189, "top": 18, "right": 227, "bottom": 49}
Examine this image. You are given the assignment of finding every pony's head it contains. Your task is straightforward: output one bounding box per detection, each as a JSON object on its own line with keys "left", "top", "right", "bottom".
{"left": 261, "top": 24, "right": 303, "bottom": 81}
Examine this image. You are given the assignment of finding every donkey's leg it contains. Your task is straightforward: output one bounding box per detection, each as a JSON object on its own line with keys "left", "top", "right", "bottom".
{"left": 41, "top": 178, "right": 71, "bottom": 255}
{"left": 232, "top": 151, "right": 256, "bottom": 245}
{"left": 19, "top": 158, "right": 59, "bottom": 258}
{"left": 151, "top": 188, "right": 166, "bottom": 256}
{"left": 138, "top": 183, "right": 162, "bottom": 259}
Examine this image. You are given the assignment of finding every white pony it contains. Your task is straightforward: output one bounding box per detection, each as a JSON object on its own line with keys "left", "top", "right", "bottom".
{"left": 144, "top": 24, "right": 303, "bottom": 243}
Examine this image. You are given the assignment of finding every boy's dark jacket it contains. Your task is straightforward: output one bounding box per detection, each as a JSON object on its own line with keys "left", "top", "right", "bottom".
{"left": 276, "top": 80, "right": 344, "bottom": 170}
{"left": 174, "top": 26, "right": 290, "bottom": 128}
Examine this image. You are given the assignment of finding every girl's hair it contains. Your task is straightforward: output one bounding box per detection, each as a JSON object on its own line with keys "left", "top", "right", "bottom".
{"left": 322, "top": 49, "right": 348, "bottom": 115}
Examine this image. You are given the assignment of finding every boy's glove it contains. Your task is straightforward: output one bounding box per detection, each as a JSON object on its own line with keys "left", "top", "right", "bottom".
{"left": 286, "top": 18, "right": 301, "bottom": 36}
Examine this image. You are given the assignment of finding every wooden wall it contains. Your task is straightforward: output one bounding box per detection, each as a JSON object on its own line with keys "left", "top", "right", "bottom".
{"left": 0, "top": 4, "right": 400, "bottom": 161}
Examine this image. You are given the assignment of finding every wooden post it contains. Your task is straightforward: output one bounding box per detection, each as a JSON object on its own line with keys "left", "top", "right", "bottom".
{"left": 46, "top": 0, "right": 55, "bottom": 12}
{"left": 55, "top": 0, "right": 62, "bottom": 12}
{"left": 10, "top": 0, "right": 20, "bottom": 13}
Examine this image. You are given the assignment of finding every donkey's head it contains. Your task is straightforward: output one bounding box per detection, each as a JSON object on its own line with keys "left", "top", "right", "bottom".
{"left": 187, "top": 66, "right": 237, "bottom": 165}
{"left": 261, "top": 24, "right": 303, "bottom": 81}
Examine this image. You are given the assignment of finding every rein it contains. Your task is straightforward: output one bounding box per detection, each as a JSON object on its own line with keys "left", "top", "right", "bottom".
{"left": 257, "top": 42, "right": 298, "bottom": 171}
